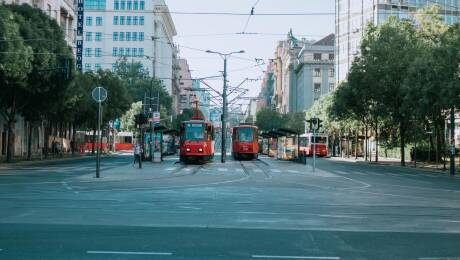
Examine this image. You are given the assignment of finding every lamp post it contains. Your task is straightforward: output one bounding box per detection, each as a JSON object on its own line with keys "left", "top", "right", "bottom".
{"left": 205, "top": 49, "right": 245, "bottom": 163}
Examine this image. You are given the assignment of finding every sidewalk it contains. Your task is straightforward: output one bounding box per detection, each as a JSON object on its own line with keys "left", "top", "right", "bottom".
{"left": 328, "top": 156, "right": 454, "bottom": 175}
{"left": 0, "top": 152, "right": 123, "bottom": 170}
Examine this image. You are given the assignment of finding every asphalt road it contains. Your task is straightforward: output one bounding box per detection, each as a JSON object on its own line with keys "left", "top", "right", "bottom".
{"left": 1, "top": 154, "right": 460, "bottom": 259}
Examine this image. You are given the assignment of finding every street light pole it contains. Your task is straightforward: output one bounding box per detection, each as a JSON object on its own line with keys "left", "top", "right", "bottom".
{"left": 205, "top": 49, "right": 245, "bottom": 163}
{"left": 221, "top": 57, "right": 227, "bottom": 163}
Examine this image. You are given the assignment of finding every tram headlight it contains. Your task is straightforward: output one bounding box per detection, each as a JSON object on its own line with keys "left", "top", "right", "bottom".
{"left": 186, "top": 148, "right": 191, "bottom": 152}
{"left": 198, "top": 148, "right": 203, "bottom": 152}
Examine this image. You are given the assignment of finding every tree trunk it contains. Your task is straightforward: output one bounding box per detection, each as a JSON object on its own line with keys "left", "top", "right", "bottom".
{"left": 375, "top": 123, "right": 379, "bottom": 162}
{"left": 355, "top": 129, "right": 358, "bottom": 159}
{"left": 44, "top": 121, "right": 50, "bottom": 159}
{"left": 6, "top": 115, "right": 15, "bottom": 163}
{"left": 71, "top": 124, "right": 76, "bottom": 156}
{"left": 400, "top": 122, "right": 406, "bottom": 167}
{"left": 436, "top": 124, "right": 441, "bottom": 166}
{"left": 365, "top": 125, "right": 368, "bottom": 161}
{"left": 27, "top": 121, "right": 33, "bottom": 160}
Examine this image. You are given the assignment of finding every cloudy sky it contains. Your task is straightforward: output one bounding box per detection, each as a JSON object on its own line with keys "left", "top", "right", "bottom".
{"left": 165, "top": 0, "right": 335, "bottom": 110}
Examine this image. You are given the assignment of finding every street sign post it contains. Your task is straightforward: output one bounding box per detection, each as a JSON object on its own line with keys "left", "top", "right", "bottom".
{"left": 92, "top": 86, "right": 107, "bottom": 178}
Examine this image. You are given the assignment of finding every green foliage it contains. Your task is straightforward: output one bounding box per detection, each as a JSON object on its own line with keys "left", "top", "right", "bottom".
{"left": 120, "top": 101, "right": 143, "bottom": 132}
{"left": 172, "top": 108, "right": 195, "bottom": 130}
{"left": 255, "top": 108, "right": 286, "bottom": 131}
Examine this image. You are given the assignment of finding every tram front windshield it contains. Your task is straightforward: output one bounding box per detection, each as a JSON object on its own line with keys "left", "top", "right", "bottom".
{"left": 239, "top": 128, "right": 253, "bottom": 142}
{"left": 312, "top": 136, "right": 327, "bottom": 144}
{"left": 185, "top": 123, "right": 204, "bottom": 141}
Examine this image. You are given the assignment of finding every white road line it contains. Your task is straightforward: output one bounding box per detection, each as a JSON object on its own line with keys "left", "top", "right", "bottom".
{"left": 319, "top": 214, "right": 365, "bottom": 219}
{"left": 87, "top": 251, "right": 172, "bottom": 256}
{"left": 253, "top": 169, "right": 262, "bottom": 172}
{"left": 271, "top": 169, "right": 281, "bottom": 173}
{"left": 252, "top": 255, "right": 340, "bottom": 259}
{"left": 287, "top": 170, "right": 300, "bottom": 173}
{"left": 217, "top": 168, "right": 228, "bottom": 172}
{"left": 418, "top": 258, "right": 460, "bottom": 260}
{"left": 236, "top": 169, "right": 244, "bottom": 172}
{"left": 165, "top": 167, "right": 177, "bottom": 171}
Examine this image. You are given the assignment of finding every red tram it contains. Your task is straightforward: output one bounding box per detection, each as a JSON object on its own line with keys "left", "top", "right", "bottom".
{"left": 232, "top": 124, "right": 259, "bottom": 160}
{"left": 179, "top": 120, "right": 215, "bottom": 163}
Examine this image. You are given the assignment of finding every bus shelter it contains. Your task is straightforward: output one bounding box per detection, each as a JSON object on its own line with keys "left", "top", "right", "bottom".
{"left": 260, "top": 128, "right": 299, "bottom": 160}
{"left": 162, "top": 129, "right": 178, "bottom": 155}
{"left": 144, "top": 125, "right": 167, "bottom": 162}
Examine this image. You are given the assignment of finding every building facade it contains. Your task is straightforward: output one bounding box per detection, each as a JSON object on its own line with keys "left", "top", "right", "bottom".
{"left": 294, "top": 34, "right": 335, "bottom": 111}
{"left": 82, "top": 0, "right": 177, "bottom": 95}
{"left": 178, "top": 59, "right": 196, "bottom": 112}
{"left": 192, "top": 80, "right": 210, "bottom": 120}
{"left": 336, "top": 0, "right": 460, "bottom": 83}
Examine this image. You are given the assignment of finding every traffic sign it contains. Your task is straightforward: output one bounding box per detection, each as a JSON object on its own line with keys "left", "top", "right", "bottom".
{"left": 153, "top": 112, "right": 160, "bottom": 122}
{"left": 92, "top": 86, "right": 107, "bottom": 103}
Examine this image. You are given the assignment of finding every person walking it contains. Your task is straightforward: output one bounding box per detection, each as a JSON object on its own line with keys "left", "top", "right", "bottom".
{"left": 133, "top": 143, "right": 142, "bottom": 169}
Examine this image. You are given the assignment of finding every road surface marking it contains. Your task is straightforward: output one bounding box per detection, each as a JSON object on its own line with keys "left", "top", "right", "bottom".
{"left": 319, "top": 214, "right": 365, "bottom": 219}
{"left": 184, "top": 168, "right": 192, "bottom": 171}
{"left": 253, "top": 169, "right": 262, "bottom": 172}
{"left": 87, "top": 251, "right": 172, "bottom": 256}
{"left": 271, "top": 169, "right": 281, "bottom": 172}
{"left": 178, "top": 206, "right": 201, "bottom": 210}
{"left": 165, "top": 167, "right": 176, "bottom": 171}
{"left": 418, "top": 258, "right": 460, "bottom": 260}
{"left": 287, "top": 170, "right": 300, "bottom": 173}
{"left": 217, "top": 168, "right": 228, "bottom": 172}
{"left": 236, "top": 169, "right": 244, "bottom": 172}
{"left": 252, "top": 255, "right": 340, "bottom": 259}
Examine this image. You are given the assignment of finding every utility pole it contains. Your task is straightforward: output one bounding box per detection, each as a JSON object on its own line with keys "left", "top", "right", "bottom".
{"left": 205, "top": 49, "right": 245, "bottom": 163}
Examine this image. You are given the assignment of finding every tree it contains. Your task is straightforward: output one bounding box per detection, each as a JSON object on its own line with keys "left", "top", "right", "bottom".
{"left": 255, "top": 108, "right": 285, "bottom": 131}
{"left": 120, "top": 101, "right": 143, "bottom": 132}
{"left": 0, "top": 5, "right": 33, "bottom": 162}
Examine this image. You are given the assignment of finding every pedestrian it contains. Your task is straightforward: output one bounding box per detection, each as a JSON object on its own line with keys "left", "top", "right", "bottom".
{"left": 133, "top": 143, "right": 142, "bottom": 169}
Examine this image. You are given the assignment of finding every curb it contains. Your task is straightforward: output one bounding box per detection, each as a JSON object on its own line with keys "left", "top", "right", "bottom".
{"left": 0, "top": 154, "right": 120, "bottom": 170}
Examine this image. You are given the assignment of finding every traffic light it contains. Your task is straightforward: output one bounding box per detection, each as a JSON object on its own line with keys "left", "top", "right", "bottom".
{"left": 306, "top": 117, "right": 322, "bottom": 131}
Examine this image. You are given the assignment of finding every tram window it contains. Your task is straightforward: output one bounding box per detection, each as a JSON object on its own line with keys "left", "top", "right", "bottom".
{"left": 186, "top": 123, "right": 204, "bottom": 140}
{"left": 299, "top": 137, "right": 308, "bottom": 146}
{"left": 312, "top": 136, "right": 327, "bottom": 144}
{"left": 239, "top": 128, "right": 253, "bottom": 142}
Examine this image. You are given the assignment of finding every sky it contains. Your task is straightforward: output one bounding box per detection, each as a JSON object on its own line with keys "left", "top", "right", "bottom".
{"left": 164, "top": 0, "right": 335, "bottom": 111}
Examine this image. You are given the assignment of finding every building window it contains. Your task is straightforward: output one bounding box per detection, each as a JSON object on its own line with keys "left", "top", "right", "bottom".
{"left": 133, "top": 0, "right": 138, "bottom": 9}
{"left": 112, "top": 47, "right": 118, "bottom": 56}
{"left": 126, "top": 48, "right": 131, "bottom": 56}
{"left": 113, "top": 16, "right": 118, "bottom": 25}
{"left": 119, "top": 47, "right": 124, "bottom": 56}
{"left": 313, "top": 53, "right": 322, "bottom": 61}
{"left": 85, "top": 63, "right": 92, "bottom": 72}
{"left": 114, "top": 0, "right": 119, "bottom": 9}
{"left": 85, "top": 16, "right": 92, "bottom": 26}
{"left": 95, "top": 48, "right": 102, "bottom": 57}
{"left": 126, "top": 16, "right": 132, "bottom": 25}
{"left": 119, "top": 32, "right": 125, "bottom": 41}
{"left": 113, "top": 32, "right": 118, "bottom": 41}
{"left": 132, "top": 48, "right": 137, "bottom": 57}
{"left": 139, "top": 16, "right": 144, "bottom": 25}
{"left": 119, "top": 16, "right": 125, "bottom": 25}
{"left": 96, "top": 17, "right": 102, "bottom": 26}
{"left": 127, "top": 0, "right": 132, "bottom": 9}
{"left": 95, "top": 32, "right": 102, "bottom": 41}
{"left": 133, "top": 16, "right": 138, "bottom": 25}
{"left": 138, "top": 48, "right": 144, "bottom": 57}
{"left": 120, "top": 0, "right": 125, "bottom": 9}
{"left": 314, "top": 68, "right": 321, "bottom": 77}
{"left": 126, "top": 32, "right": 131, "bottom": 41}
{"left": 132, "top": 32, "right": 137, "bottom": 41}
{"left": 139, "top": 32, "right": 144, "bottom": 41}
{"left": 95, "top": 63, "right": 101, "bottom": 71}
{"left": 85, "top": 0, "right": 106, "bottom": 10}
{"left": 314, "top": 83, "right": 321, "bottom": 93}
{"left": 329, "top": 53, "right": 334, "bottom": 60}
{"left": 329, "top": 83, "right": 335, "bottom": 91}
{"left": 329, "top": 68, "right": 335, "bottom": 77}
{"left": 85, "top": 32, "right": 92, "bottom": 41}
{"left": 85, "top": 48, "right": 92, "bottom": 57}
{"left": 139, "top": 0, "right": 144, "bottom": 10}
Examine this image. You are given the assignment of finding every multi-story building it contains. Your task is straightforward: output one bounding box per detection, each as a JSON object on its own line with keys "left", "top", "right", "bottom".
{"left": 82, "top": 0, "right": 177, "bottom": 95}
{"left": 271, "top": 31, "right": 312, "bottom": 114}
{"left": 294, "top": 34, "right": 335, "bottom": 111}
{"left": 178, "top": 59, "right": 196, "bottom": 112}
{"left": 336, "top": 0, "right": 460, "bottom": 83}
{"left": 257, "top": 62, "right": 274, "bottom": 112}
{"left": 192, "top": 80, "right": 210, "bottom": 120}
